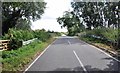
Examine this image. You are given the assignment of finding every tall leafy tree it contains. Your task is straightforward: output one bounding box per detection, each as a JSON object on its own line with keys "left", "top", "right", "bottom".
{"left": 0, "top": 2, "right": 2, "bottom": 36}
{"left": 15, "top": 18, "right": 31, "bottom": 30}
{"left": 103, "top": 2, "right": 119, "bottom": 28}
{"left": 71, "top": 2, "right": 119, "bottom": 29}
{"left": 2, "top": 1, "right": 46, "bottom": 35}
{"left": 117, "top": 2, "right": 120, "bottom": 48}
{"left": 57, "top": 11, "right": 84, "bottom": 36}
{"left": 71, "top": 2, "right": 105, "bottom": 30}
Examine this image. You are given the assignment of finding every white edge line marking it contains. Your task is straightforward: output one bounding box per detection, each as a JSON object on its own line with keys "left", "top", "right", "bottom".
{"left": 23, "top": 39, "right": 58, "bottom": 73}
{"left": 89, "top": 45, "right": 120, "bottom": 62}
{"left": 73, "top": 50, "right": 88, "bottom": 72}
{"left": 68, "top": 40, "right": 71, "bottom": 45}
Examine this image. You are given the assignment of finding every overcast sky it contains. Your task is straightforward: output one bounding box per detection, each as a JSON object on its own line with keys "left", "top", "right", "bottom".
{"left": 31, "top": 0, "right": 72, "bottom": 32}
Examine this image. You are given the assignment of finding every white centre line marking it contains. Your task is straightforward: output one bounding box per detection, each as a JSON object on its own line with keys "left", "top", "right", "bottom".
{"left": 73, "top": 50, "right": 88, "bottom": 73}
{"left": 68, "top": 40, "right": 71, "bottom": 45}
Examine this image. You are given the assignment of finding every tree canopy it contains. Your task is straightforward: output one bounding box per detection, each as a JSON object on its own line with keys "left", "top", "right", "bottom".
{"left": 2, "top": 1, "right": 46, "bottom": 35}
{"left": 57, "top": 11, "right": 85, "bottom": 36}
{"left": 71, "top": 2, "right": 119, "bottom": 29}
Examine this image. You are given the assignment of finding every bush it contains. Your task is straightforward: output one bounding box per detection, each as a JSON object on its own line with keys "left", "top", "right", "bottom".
{"left": 2, "top": 29, "right": 52, "bottom": 50}
{"left": 2, "top": 29, "right": 35, "bottom": 50}
{"left": 34, "top": 30, "right": 51, "bottom": 42}
{"left": 82, "top": 28, "right": 118, "bottom": 49}
{"left": 9, "top": 38, "right": 22, "bottom": 50}
{"left": 2, "top": 29, "right": 34, "bottom": 41}
{"left": 85, "top": 28, "right": 118, "bottom": 42}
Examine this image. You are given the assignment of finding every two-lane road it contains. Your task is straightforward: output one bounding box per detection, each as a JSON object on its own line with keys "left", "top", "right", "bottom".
{"left": 25, "top": 36, "right": 120, "bottom": 73}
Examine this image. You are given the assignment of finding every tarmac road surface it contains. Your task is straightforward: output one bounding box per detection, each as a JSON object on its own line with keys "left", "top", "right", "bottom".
{"left": 25, "top": 36, "right": 120, "bottom": 73}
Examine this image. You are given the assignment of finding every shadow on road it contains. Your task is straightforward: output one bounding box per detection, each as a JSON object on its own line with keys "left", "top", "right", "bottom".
{"left": 101, "top": 57, "right": 120, "bottom": 71}
{"left": 21, "top": 55, "right": 120, "bottom": 73}
{"left": 23, "top": 37, "right": 120, "bottom": 73}
{"left": 46, "top": 58, "right": 120, "bottom": 73}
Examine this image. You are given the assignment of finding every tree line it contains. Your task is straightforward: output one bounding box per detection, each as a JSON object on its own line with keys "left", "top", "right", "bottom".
{"left": 57, "top": 1, "right": 120, "bottom": 48}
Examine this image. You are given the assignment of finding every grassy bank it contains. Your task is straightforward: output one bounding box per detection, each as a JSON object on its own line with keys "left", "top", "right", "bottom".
{"left": 2, "top": 37, "right": 56, "bottom": 71}
{"left": 79, "top": 28, "right": 119, "bottom": 50}
{"left": 78, "top": 28, "right": 120, "bottom": 59}
{"left": 80, "top": 36, "right": 116, "bottom": 51}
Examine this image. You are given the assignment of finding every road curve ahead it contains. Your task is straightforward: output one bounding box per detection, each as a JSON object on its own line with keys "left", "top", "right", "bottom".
{"left": 25, "top": 36, "right": 120, "bottom": 73}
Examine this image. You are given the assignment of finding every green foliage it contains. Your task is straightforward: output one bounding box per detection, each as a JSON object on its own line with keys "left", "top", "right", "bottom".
{"left": 34, "top": 30, "right": 51, "bottom": 42}
{"left": 2, "top": 29, "right": 34, "bottom": 41}
{"left": 2, "top": 29, "right": 34, "bottom": 50}
{"left": 54, "top": 32, "right": 61, "bottom": 36}
{"left": 49, "top": 32, "right": 61, "bottom": 37}
{"left": 2, "top": 37, "right": 55, "bottom": 71}
{"left": 57, "top": 11, "right": 85, "bottom": 36}
{"left": 2, "top": 1, "right": 46, "bottom": 34}
{"left": 2, "top": 29, "right": 52, "bottom": 50}
{"left": 71, "top": 2, "right": 119, "bottom": 48}
{"left": 71, "top": 2, "right": 119, "bottom": 29}
{"left": 81, "top": 28, "right": 118, "bottom": 49}
{"left": 85, "top": 28, "right": 118, "bottom": 42}
{"left": 9, "top": 38, "right": 22, "bottom": 50}
{"left": 15, "top": 18, "right": 32, "bottom": 30}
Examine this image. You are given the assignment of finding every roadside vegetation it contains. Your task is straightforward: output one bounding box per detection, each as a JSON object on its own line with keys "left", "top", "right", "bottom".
{"left": 80, "top": 28, "right": 119, "bottom": 52}
{"left": 1, "top": 28, "right": 60, "bottom": 71}
{"left": 1, "top": 1, "right": 61, "bottom": 72}
{"left": 57, "top": 2, "right": 119, "bottom": 53}
{"left": 2, "top": 28, "right": 60, "bottom": 49}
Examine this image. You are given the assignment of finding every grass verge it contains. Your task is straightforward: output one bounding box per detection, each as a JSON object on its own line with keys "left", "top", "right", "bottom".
{"left": 2, "top": 37, "right": 56, "bottom": 71}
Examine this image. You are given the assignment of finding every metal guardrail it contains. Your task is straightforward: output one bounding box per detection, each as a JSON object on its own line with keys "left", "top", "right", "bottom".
{"left": 22, "top": 38, "right": 38, "bottom": 45}
{"left": 87, "top": 35, "right": 116, "bottom": 42}
{"left": 86, "top": 34, "right": 118, "bottom": 49}
{"left": 0, "top": 38, "right": 38, "bottom": 50}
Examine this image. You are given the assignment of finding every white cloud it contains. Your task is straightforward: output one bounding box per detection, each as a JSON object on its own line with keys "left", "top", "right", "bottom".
{"left": 31, "top": 0, "right": 72, "bottom": 32}
{"left": 31, "top": 19, "right": 67, "bottom": 32}
{"left": 44, "top": 0, "right": 72, "bottom": 19}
